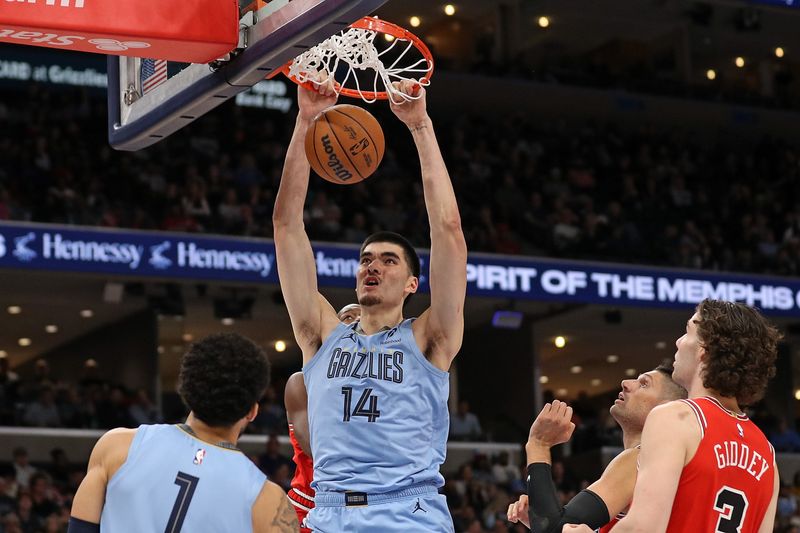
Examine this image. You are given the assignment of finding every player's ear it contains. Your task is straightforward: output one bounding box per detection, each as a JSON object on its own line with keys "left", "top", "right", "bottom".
{"left": 406, "top": 276, "right": 418, "bottom": 295}
{"left": 247, "top": 403, "right": 259, "bottom": 423}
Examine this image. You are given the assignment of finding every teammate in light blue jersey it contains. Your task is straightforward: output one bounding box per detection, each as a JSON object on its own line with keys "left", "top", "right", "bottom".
{"left": 274, "top": 76, "right": 467, "bottom": 532}
{"left": 68, "top": 333, "right": 298, "bottom": 533}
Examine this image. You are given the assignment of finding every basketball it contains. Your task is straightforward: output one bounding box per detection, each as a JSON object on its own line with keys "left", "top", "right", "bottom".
{"left": 305, "top": 104, "right": 385, "bottom": 185}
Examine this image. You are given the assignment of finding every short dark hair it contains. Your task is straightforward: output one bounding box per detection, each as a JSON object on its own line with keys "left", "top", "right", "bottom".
{"left": 360, "top": 231, "right": 420, "bottom": 279}
{"left": 695, "top": 299, "right": 781, "bottom": 406}
{"left": 654, "top": 360, "right": 688, "bottom": 401}
{"left": 177, "top": 333, "right": 270, "bottom": 427}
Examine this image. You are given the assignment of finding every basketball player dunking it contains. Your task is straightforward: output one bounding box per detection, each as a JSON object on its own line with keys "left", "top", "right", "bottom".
{"left": 273, "top": 77, "right": 466, "bottom": 532}
{"left": 284, "top": 305, "right": 361, "bottom": 532}
{"left": 564, "top": 299, "right": 781, "bottom": 533}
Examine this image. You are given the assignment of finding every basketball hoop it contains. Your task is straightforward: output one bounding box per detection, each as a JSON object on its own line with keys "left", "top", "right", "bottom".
{"left": 281, "top": 17, "right": 434, "bottom": 104}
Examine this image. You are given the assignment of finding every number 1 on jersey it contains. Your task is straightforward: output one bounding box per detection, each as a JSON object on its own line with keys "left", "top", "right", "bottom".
{"left": 341, "top": 387, "right": 381, "bottom": 422}
{"left": 165, "top": 471, "right": 200, "bottom": 533}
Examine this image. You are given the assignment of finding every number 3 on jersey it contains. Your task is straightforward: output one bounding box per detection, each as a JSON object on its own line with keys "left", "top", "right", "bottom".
{"left": 714, "top": 486, "right": 748, "bottom": 533}
{"left": 341, "top": 387, "right": 381, "bottom": 422}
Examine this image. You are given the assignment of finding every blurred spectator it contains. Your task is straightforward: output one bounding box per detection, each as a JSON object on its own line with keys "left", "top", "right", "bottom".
{"left": 128, "top": 389, "right": 161, "bottom": 426}
{"left": 257, "top": 434, "right": 293, "bottom": 479}
{"left": 22, "top": 387, "right": 61, "bottom": 428}
{"left": 11, "top": 448, "right": 36, "bottom": 489}
{"left": 451, "top": 400, "right": 483, "bottom": 441}
{"left": 772, "top": 419, "right": 800, "bottom": 453}
{"left": 95, "top": 386, "right": 134, "bottom": 429}
{"left": 253, "top": 386, "right": 286, "bottom": 434}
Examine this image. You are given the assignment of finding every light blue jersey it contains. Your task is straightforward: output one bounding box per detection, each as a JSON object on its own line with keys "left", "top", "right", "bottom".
{"left": 303, "top": 318, "right": 450, "bottom": 495}
{"left": 100, "top": 424, "right": 266, "bottom": 533}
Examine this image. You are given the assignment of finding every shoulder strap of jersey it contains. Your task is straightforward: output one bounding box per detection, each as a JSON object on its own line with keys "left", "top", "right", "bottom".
{"left": 679, "top": 399, "right": 707, "bottom": 438}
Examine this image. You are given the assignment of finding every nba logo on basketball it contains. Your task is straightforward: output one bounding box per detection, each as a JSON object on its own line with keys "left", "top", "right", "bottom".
{"left": 193, "top": 449, "right": 206, "bottom": 465}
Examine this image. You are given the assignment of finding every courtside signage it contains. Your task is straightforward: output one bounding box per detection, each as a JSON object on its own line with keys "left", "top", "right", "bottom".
{"left": 2, "top": 222, "right": 800, "bottom": 315}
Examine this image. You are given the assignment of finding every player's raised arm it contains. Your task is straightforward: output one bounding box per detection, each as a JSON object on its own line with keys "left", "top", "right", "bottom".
{"left": 273, "top": 80, "right": 340, "bottom": 361}
{"left": 390, "top": 81, "right": 467, "bottom": 371}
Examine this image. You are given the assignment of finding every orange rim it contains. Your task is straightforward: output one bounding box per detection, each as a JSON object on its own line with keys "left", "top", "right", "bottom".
{"left": 280, "top": 16, "right": 434, "bottom": 100}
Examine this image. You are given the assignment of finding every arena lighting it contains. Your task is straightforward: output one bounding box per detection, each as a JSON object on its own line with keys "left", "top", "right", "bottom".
{"left": 591, "top": 379, "right": 602, "bottom": 387}
{"left": 80, "top": 309, "right": 94, "bottom": 318}
{"left": 538, "top": 16, "right": 550, "bottom": 28}
{"left": 157, "top": 346, "right": 165, "bottom": 354}
{"left": 570, "top": 365, "right": 582, "bottom": 374}
{"left": 655, "top": 341, "right": 667, "bottom": 350}
{"left": 735, "top": 56, "right": 745, "bottom": 68}
{"left": 775, "top": 47, "right": 785, "bottom": 58}
{"left": 275, "top": 340, "right": 287, "bottom": 352}
{"left": 540, "top": 375, "right": 549, "bottom": 384}
{"left": 221, "top": 318, "right": 235, "bottom": 326}
{"left": 7, "top": 306, "right": 21, "bottom": 315}
{"left": 182, "top": 333, "right": 193, "bottom": 342}
{"left": 556, "top": 388, "right": 568, "bottom": 396}
{"left": 409, "top": 16, "right": 421, "bottom": 27}
{"left": 384, "top": 34, "right": 395, "bottom": 42}
{"left": 45, "top": 325, "right": 58, "bottom": 334}
{"left": 0, "top": 350, "right": 7, "bottom": 357}
{"left": 795, "top": 389, "right": 800, "bottom": 401}
{"left": 554, "top": 336, "right": 566, "bottom": 348}
{"left": 444, "top": 4, "right": 456, "bottom": 16}
{"left": 706, "top": 69, "right": 717, "bottom": 80}
{"left": 625, "top": 368, "right": 637, "bottom": 377}
{"left": 18, "top": 338, "right": 31, "bottom": 347}
{"left": 606, "top": 354, "right": 619, "bottom": 363}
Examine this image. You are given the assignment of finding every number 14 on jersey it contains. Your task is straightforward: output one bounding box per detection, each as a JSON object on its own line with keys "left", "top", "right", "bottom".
{"left": 341, "top": 387, "right": 381, "bottom": 422}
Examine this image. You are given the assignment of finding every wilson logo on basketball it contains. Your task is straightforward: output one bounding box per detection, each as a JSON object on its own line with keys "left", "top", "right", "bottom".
{"left": 321, "top": 135, "right": 354, "bottom": 181}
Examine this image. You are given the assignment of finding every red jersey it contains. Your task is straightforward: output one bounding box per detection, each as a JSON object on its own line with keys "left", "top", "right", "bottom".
{"left": 598, "top": 513, "right": 622, "bottom": 532}
{"left": 666, "top": 397, "right": 775, "bottom": 533}
{"left": 287, "top": 423, "right": 314, "bottom": 533}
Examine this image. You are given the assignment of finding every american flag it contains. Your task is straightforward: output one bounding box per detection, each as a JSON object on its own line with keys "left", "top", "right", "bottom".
{"left": 140, "top": 58, "right": 167, "bottom": 94}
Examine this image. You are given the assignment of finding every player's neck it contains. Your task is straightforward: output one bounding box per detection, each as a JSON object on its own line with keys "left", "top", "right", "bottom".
{"left": 358, "top": 308, "right": 404, "bottom": 334}
{"left": 698, "top": 392, "right": 744, "bottom": 416}
{"left": 185, "top": 413, "right": 240, "bottom": 446}
{"left": 621, "top": 428, "right": 642, "bottom": 450}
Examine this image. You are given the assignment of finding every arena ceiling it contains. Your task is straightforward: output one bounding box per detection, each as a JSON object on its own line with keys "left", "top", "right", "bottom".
{"left": 376, "top": 0, "right": 799, "bottom": 81}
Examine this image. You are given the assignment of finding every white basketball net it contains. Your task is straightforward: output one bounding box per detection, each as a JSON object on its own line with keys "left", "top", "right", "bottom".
{"left": 287, "top": 26, "right": 432, "bottom": 104}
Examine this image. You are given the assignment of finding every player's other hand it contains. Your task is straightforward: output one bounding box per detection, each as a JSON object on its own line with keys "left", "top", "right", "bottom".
{"left": 507, "top": 494, "right": 531, "bottom": 528}
{"left": 527, "top": 400, "right": 576, "bottom": 449}
{"left": 389, "top": 79, "right": 429, "bottom": 127}
{"left": 298, "top": 70, "right": 338, "bottom": 122}
{"left": 562, "top": 525, "right": 594, "bottom": 533}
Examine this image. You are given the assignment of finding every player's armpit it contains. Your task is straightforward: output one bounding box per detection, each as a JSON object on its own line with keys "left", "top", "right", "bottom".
{"left": 585, "top": 447, "right": 639, "bottom": 519}
{"left": 253, "top": 481, "right": 300, "bottom": 533}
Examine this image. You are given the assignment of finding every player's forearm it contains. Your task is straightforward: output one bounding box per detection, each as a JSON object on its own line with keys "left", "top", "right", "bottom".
{"left": 408, "top": 116, "right": 462, "bottom": 233}
{"left": 273, "top": 116, "right": 313, "bottom": 229}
